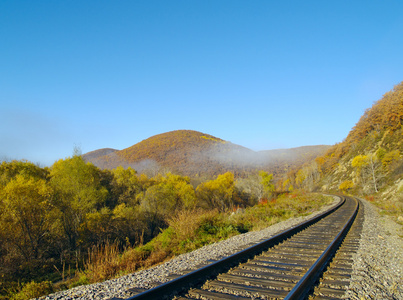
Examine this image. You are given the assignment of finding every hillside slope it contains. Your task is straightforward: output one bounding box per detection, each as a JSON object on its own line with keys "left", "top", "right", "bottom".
{"left": 83, "top": 130, "right": 329, "bottom": 178}
{"left": 293, "top": 82, "right": 403, "bottom": 217}
{"left": 82, "top": 148, "right": 118, "bottom": 161}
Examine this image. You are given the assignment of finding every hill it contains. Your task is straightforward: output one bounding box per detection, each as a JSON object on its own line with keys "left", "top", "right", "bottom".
{"left": 83, "top": 130, "right": 329, "bottom": 178}
{"left": 289, "top": 81, "right": 403, "bottom": 217}
{"left": 83, "top": 148, "right": 118, "bottom": 161}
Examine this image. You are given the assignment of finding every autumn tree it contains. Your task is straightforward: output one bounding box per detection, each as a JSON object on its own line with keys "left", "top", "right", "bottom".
{"left": 380, "top": 150, "right": 401, "bottom": 169}
{"left": 351, "top": 154, "right": 381, "bottom": 193}
{"left": 282, "top": 178, "right": 294, "bottom": 192}
{"left": 195, "top": 172, "right": 237, "bottom": 211}
{"left": 0, "top": 174, "right": 58, "bottom": 263}
{"left": 111, "top": 166, "right": 143, "bottom": 206}
{"left": 139, "top": 173, "right": 196, "bottom": 237}
{"left": 295, "top": 162, "right": 320, "bottom": 191}
{"left": 111, "top": 203, "right": 146, "bottom": 245}
{"left": 339, "top": 180, "right": 354, "bottom": 193}
{"left": 49, "top": 155, "right": 108, "bottom": 250}
{"left": 0, "top": 160, "right": 48, "bottom": 188}
{"left": 140, "top": 173, "right": 196, "bottom": 213}
{"left": 259, "top": 171, "right": 275, "bottom": 199}
{"left": 234, "top": 174, "right": 263, "bottom": 205}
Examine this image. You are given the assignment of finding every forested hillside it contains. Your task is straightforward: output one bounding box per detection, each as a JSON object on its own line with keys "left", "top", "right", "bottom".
{"left": 284, "top": 82, "right": 403, "bottom": 217}
{"left": 83, "top": 130, "right": 329, "bottom": 179}
{"left": 84, "top": 130, "right": 253, "bottom": 176}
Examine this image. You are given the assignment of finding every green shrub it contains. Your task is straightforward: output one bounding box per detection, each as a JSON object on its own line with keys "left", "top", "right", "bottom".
{"left": 11, "top": 281, "right": 53, "bottom": 300}
{"left": 68, "top": 273, "right": 90, "bottom": 288}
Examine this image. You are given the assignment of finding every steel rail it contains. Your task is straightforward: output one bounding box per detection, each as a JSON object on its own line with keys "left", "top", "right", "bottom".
{"left": 125, "top": 196, "right": 345, "bottom": 300}
{"left": 284, "top": 196, "right": 359, "bottom": 300}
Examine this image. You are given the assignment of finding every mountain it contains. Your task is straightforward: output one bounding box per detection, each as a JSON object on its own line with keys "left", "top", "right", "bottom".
{"left": 83, "top": 130, "right": 329, "bottom": 178}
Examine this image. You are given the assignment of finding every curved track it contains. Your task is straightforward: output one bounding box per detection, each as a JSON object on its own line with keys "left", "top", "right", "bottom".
{"left": 125, "top": 196, "right": 361, "bottom": 300}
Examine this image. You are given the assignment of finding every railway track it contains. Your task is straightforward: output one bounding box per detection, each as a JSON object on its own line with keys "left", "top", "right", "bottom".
{"left": 125, "top": 196, "right": 361, "bottom": 300}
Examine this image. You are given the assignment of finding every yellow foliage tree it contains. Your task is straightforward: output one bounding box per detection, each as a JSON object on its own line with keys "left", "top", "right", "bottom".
{"left": 381, "top": 150, "right": 401, "bottom": 168}
{"left": 351, "top": 155, "right": 369, "bottom": 170}
{"left": 196, "top": 172, "right": 235, "bottom": 211}
{"left": 351, "top": 154, "right": 379, "bottom": 193}
{"left": 1, "top": 174, "right": 57, "bottom": 262}
{"left": 259, "top": 171, "right": 275, "bottom": 198}
{"left": 50, "top": 155, "right": 108, "bottom": 249}
{"left": 339, "top": 180, "right": 354, "bottom": 193}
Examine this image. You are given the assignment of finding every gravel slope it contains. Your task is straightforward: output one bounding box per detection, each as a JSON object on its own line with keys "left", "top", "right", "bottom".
{"left": 344, "top": 198, "right": 403, "bottom": 299}
{"left": 38, "top": 196, "right": 403, "bottom": 300}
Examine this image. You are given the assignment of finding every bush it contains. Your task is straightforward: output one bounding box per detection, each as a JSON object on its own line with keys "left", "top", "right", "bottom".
{"left": 167, "top": 209, "right": 204, "bottom": 240}
{"left": 68, "top": 273, "right": 90, "bottom": 288}
{"left": 12, "top": 281, "right": 54, "bottom": 300}
{"left": 339, "top": 180, "right": 354, "bottom": 192}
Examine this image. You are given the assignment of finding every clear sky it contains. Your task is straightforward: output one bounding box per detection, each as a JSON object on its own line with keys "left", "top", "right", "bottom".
{"left": 1, "top": 1, "right": 403, "bottom": 166}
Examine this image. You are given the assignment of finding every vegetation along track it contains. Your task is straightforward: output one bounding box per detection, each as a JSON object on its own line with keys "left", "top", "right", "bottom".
{"left": 124, "top": 196, "right": 361, "bottom": 300}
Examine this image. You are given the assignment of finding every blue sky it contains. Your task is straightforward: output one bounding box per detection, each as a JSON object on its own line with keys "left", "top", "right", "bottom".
{"left": 1, "top": 1, "right": 403, "bottom": 166}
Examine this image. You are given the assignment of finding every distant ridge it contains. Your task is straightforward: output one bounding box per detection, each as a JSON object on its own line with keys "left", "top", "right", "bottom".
{"left": 83, "top": 130, "right": 330, "bottom": 177}
{"left": 259, "top": 145, "right": 331, "bottom": 165}
{"left": 83, "top": 148, "right": 118, "bottom": 159}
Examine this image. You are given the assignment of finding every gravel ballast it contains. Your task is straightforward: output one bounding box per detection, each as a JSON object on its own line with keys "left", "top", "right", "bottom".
{"left": 344, "top": 198, "right": 403, "bottom": 299}
{"left": 38, "top": 196, "right": 403, "bottom": 300}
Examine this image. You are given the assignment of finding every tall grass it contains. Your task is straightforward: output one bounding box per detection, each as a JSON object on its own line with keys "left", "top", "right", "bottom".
{"left": 80, "top": 242, "right": 122, "bottom": 283}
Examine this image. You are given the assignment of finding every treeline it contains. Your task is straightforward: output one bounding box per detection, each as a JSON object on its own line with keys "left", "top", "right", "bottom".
{"left": 0, "top": 156, "right": 274, "bottom": 297}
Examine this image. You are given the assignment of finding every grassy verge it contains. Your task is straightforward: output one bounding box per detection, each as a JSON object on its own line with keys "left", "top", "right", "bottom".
{"left": 8, "top": 192, "right": 332, "bottom": 299}
{"left": 365, "top": 194, "right": 403, "bottom": 225}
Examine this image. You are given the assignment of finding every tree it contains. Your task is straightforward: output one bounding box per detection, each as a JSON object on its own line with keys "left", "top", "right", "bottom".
{"left": 196, "top": 172, "right": 235, "bottom": 211}
{"left": 295, "top": 163, "right": 320, "bottom": 191}
{"left": 381, "top": 150, "right": 401, "bottom": 169}
{"left": 49, "top": 156, "right": 108, "bottom": 250}
{"left": 351, "top": 154, "right": 380, "bottom": 193}
{"left": 0, "top": 174, "right": 57, "bottom": 262}
{"left": 351, "top": 154, "right": 370, "bottom": 187}
{"left": 234, "top": 174, "right": 263, "bottom": 205}
{"left": 112, "top": 203, "right": 146, "bottom": 245}
{"left": 0, "top": 160, "right": 48, "bottom": 188}
{"left": 339, "top": 180, "right": 354, "bottom": 193}
{"left": 161, "top": 173, "right": 197, "bottom": 210}
{"left": 111, "top": 166, "right": 142, "bottom": 206}
{"left": 259, "top": 171, "right": 275, "bottom": 198}
{"left": 139, "top": 173, "right": 196, "bottom": 237}
{"left": 282, "top": 178, "right": 294, "bottom": 192}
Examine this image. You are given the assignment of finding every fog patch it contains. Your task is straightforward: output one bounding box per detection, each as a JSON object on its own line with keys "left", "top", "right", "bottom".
{"left": 190, "top": 142, "right": 266, "bottom": 168}
{"left": 129, "top": 159, "right": 162, "bottom": 177}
